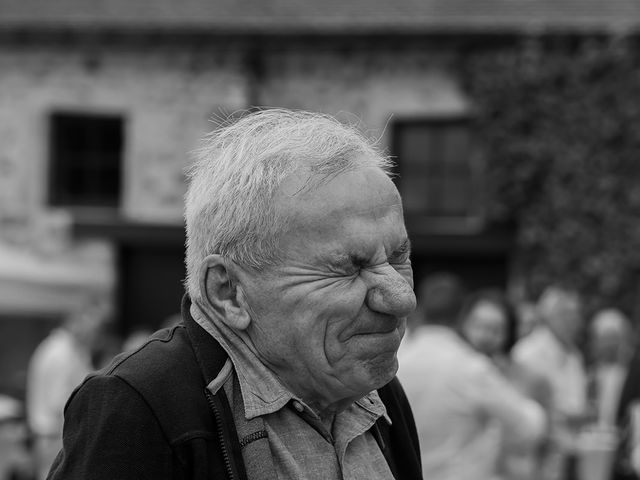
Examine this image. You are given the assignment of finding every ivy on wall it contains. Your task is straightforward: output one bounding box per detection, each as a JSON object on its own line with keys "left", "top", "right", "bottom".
{"left": 461, "top": 37, "right": 640, "bottom": 315}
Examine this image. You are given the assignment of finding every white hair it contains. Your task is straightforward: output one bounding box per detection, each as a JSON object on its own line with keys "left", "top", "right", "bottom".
{"left": 184, "top": 108, "right": 393, "bottom": 302}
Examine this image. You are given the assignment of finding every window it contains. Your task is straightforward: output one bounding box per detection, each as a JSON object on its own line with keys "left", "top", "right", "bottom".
{"left": 49, "top": 112, "right": 124, "bottom": 208}
{"left": 393, "top": 118, "right": 484, "bottom": 232}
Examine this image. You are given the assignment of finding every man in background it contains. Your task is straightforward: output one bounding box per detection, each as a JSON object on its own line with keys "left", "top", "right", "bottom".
{"left": 26, "top": 293, "right": 110, "bottom": 479}
{"left": 513, "top": 286, "right": 589, "bottom": 480}
{"left": 589, "top": 309, "right": 633, "bottom": 428}
{"left": 398, "top": 273, "right": 545, "bottom": 480}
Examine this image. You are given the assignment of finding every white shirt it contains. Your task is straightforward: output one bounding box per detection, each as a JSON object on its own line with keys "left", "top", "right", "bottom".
{"left": 397, "top": 326, "right": 545, "bottom": 480}
{"left": 26, "top": 328, "right": 93, "bottom": 437}
{"left": 513, "top": 326, "right": 587, "bottom": 418}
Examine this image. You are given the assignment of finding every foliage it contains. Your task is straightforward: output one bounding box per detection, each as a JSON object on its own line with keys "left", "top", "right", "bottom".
{"left": 462, "top": 37, "right": 640, "bottom": 316}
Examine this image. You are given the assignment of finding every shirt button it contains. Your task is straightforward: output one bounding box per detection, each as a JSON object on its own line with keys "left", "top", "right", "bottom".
{"left": 292, "top": 401, "right": 304, "bottom": 413}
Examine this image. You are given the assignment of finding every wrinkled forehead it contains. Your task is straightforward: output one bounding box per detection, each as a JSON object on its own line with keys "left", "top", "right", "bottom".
{"left": 277, "top": 166, "right": 403, "bottom": 226}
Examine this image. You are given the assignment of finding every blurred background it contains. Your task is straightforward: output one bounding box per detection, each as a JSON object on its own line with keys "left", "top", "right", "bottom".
{"left": 2, "top": 1, "right": 640, "bottom": 479}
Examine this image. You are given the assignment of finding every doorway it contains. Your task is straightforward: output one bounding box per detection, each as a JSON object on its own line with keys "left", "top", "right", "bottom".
{"left": 118, "top": 243, "right": 186, "bottom": 335}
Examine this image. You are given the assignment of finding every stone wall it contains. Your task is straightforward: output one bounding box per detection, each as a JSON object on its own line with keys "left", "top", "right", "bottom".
{"left": 0, "top": 40, "right": 470, "bottom": 228}
{"left": 0, "top": 43, "right": 248, "bottom": 227}
{"left": 260, "top": 48, "right": 470, "bottom": 136}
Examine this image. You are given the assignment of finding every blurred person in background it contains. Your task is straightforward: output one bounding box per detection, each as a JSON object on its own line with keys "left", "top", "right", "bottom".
{"left": 512, "top": 286, "right": 589, "bottom": 480}
{"left": 26, "top": 293, "right": 111, "bottom": 480}
{"left": 459, "top": 289, "right": 551, "bottom": 480}
{"left": 459, "top": 289, "right": 518, "bottom": 367}
{"left": 613, "top": 348, "right": 640, "bottom": 480}
{"left": 516, "top": 301, "right": 540, "bottom": 340}
{"left": 606, "top": 313, "right": 640, "bottom": 480}
{"left": 397, "top": 272, "right": 465, "bottom": 357}
{"left": 579, "top": 309, "right": 634, "bottom": 480}
{"left": 589, "top": 309, "right": 634, "bottom": 428}
{"left": 398, "top": 274, "right": 545, "bottom": 480}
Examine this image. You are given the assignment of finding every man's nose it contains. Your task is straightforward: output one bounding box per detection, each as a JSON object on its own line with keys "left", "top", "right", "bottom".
{"left": 366, "top": 266, "right": 417, "bottom": 318}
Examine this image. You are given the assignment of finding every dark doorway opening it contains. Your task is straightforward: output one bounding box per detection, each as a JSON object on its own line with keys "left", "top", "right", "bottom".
{"left": 118, "top": 243, "right": 186, "bottom": 336}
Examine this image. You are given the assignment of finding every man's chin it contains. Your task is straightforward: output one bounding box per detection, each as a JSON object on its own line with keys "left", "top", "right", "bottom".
{"left": 357, "top": 353, "right": 398, "bottom": 391}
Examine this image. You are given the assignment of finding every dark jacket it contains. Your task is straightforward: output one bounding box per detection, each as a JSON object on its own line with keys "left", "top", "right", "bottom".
{"left": 47, "top": 297, "right": 423, "bottom": 480}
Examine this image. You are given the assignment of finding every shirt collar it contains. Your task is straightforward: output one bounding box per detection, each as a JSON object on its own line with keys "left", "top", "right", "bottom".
{"left": 355, "top": 392, "right": 392, "bottom": 425}
{"left": 190, "top": 302, "right": 391, "bottom": 424}
{"left": 191, "top": 301, "right": 293, "bottom": 419}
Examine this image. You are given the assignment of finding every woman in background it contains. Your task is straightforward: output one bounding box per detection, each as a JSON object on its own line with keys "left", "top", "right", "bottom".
{"left": 459, "top": 289, "right": 551, "bottom": 480}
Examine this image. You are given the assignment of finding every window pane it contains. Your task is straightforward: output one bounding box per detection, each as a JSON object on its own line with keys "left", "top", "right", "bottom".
{"left": 394, "top": 119, "right": 477, "bottom": 218}
{"left": 49, "top": 113, "right": 123, "bottom": 207}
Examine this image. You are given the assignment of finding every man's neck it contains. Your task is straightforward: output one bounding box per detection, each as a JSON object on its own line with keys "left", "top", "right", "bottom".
{"left": 193, "top": 299, "right": 366, "bottom": 414}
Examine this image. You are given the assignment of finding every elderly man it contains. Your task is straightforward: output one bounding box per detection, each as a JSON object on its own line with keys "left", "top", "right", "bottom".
{"left": 47, "top": 109, "right": 422, "bottom": 480}
{"left": 513, "top": 286, "right": 589, "bottom": 480}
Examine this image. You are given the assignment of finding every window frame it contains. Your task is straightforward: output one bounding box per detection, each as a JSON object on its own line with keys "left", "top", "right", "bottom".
{"left": 48, "top": 111, "right": 124, "bottom": 210}
{"left": 391, "top": 116, "right": 486, "bottom": 235}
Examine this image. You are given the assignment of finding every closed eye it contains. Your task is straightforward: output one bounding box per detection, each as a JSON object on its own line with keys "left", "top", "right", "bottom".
{"left": 326, "top": 253, "right": 363, "bottom": 275}
{"left": 388, "top": 239, "right": 411, "bottom": 264}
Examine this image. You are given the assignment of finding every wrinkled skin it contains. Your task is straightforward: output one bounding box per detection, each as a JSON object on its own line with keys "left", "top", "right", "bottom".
{"left": 235, "top": 166, "right": 416, "bottom": 413}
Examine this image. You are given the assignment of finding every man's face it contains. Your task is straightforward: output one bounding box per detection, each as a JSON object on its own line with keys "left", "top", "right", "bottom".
{"left": 461, "top": 300, "right": 507, "bottom": 357}
{"left": 546, "top": 295, "right": 583, "bottom": 346}
{"left": 237, "top": 166, "right": 416, "bottom": 409}
{"left": 69, "top": 296, "right": 112, "bottom": 347}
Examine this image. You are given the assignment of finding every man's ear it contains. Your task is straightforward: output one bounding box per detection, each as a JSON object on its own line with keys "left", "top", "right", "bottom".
{"left": 198, "top": 254, "right": 251, "bottom": 331}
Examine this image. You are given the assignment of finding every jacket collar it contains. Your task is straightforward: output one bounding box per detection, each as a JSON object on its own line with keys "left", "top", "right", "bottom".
{"left": 181, "top": 294, "right": 229, "bottom": 385}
